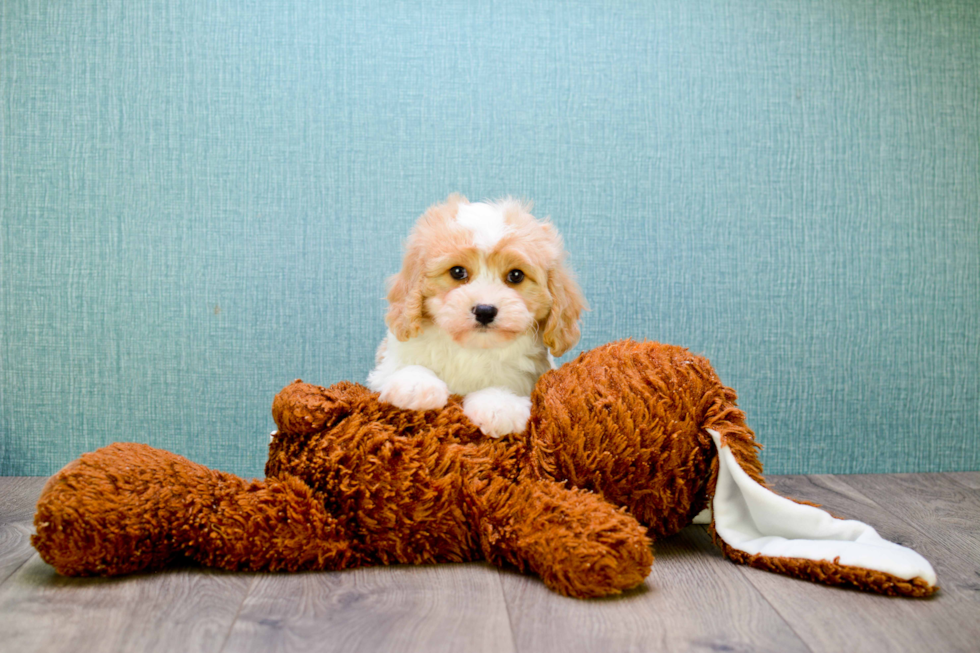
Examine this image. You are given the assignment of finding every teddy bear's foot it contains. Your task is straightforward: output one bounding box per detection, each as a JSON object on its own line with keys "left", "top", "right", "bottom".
{"left": 33, "top": 443, "right": 194, "bottom": 576}
{"left": 34, "top": 442, "right": 366, "bottom": 577}
{"left": 479, "top": 478, "right": 653, "bottom": 598}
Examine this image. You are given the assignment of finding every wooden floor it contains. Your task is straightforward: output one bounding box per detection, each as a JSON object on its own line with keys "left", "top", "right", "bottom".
{"left": 0, "top": 473, "right": 978, "bottom": 653}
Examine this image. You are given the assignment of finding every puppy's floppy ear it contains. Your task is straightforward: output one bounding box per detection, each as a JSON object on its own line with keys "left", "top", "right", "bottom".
{"left": 542, "top": 259, "right": 588, "bottom": 357}
{"left": 385, "top": 253, "right": 425, "bottom": 341}
{"left": 386, "top": 193, "right": 468, "bottom": 341}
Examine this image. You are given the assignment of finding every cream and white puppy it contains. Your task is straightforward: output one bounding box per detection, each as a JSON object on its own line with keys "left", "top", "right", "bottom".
{"left": 367, "top": 194, "right": 587, "bottom": 437}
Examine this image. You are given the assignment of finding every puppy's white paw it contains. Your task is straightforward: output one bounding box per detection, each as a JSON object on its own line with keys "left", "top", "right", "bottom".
{"left": 378, "top": 366, "right": 450, "bottom": 411}
{"left": 463, "top": 387, "right": 532, "bottom": 438}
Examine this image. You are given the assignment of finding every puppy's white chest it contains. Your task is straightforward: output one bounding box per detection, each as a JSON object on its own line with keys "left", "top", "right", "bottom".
{"left": 382, "top": 328, "right": 551, "bottom": 396}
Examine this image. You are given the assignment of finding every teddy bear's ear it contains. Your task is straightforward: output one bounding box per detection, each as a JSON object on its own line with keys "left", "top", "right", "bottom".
{"left": 706, "top": 428, "right": 938, "bottom": 597}
{"left": 272, "top": 381, "right": 356, "bottom": 435}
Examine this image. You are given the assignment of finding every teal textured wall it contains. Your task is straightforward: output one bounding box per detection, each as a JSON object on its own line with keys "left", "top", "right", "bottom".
{"left": 2, "top": 1, "right": 978, "bottom": 476}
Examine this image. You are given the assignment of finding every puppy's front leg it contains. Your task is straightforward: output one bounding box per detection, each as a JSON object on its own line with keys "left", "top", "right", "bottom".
{"left": 463, "top": 387, "right": 532, "bottom": 438}
{"left": 374, "top": 365, "right": 450, "bottom": 411}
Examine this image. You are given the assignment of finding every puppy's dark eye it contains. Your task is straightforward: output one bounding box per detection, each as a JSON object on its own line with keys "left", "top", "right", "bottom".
{"left": 449, "top": 266, "right": 468, "bottom": 281}
{"left": 506, "top": 269, "right": 525, "bottom": 284}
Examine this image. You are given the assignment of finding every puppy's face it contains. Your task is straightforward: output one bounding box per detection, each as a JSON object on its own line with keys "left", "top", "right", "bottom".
{"left": 422, "top": 204, "right": 552, "bottom": 349}
{"left": 386, "top": 194, "right": 586, "bottom": 356}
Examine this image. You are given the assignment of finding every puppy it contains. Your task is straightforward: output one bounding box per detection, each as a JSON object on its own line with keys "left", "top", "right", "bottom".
{"left": 367, "top": 194, "right": 587, "bottom": 437}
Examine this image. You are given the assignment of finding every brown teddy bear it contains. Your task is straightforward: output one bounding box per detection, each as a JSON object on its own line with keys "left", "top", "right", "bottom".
{"left": 32, "top": 340, "right": 937, "bottom": 598}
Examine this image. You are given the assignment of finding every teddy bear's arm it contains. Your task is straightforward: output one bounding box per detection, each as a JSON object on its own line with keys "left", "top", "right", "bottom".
{"left": 474, "top": 476, "right": 654, "bottom": 598}
{"left": 272, "top": 380, "right": 366, "bottom": 436}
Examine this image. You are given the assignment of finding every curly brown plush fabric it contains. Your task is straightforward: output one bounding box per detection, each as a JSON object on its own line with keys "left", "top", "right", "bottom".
{"left": 32, "top": 340, "right": 936, "bottom": 598}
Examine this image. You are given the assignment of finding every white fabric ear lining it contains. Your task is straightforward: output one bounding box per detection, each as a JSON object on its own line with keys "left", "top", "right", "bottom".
{"left": 707, "top": 429, "right": 937, "bottom": 587}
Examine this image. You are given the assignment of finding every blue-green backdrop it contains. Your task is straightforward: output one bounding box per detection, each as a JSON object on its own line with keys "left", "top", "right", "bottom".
{"left": 2, "top": 0, "right": 978, "bottom": 477}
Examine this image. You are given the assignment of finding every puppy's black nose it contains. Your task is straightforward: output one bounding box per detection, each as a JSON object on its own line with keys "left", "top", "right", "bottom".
{"left": 472, "top": 304, "right": 498, "bottom": 325}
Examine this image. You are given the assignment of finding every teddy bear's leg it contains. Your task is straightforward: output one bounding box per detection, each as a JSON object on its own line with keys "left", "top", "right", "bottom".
{"left": 474, "top": 476, "right": 654, "bottom": 598}
{"left": 33, "top": 443, "right": 362, "bottom": 576}
{"left": 183, "top": 471, "right": 364, "bottom": 573}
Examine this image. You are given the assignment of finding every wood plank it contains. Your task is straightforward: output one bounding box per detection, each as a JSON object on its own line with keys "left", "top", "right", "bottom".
{"left": 0, "top": 522, "right": 35, "bottom": 586}
{"left": 0, "top": 555, "right": 253, "bottom": 653}
{"left": 944, "top": 471, "right": 980, "bottom": 490}
{"left": 0, "top": 478, "right": 48, "bottom": 586}
{"left": 223, "top": 563, "right": 516, "bottom": 653}
{"left": 0, "top": 477, "right": 47, "bottom": 523}
{"left": 729, "top": 474, "right": 980, "bottom": 653}
{"left": 500, "top": 526, "right": 809, "bottom": 653}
